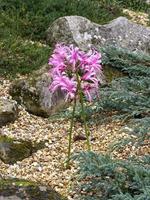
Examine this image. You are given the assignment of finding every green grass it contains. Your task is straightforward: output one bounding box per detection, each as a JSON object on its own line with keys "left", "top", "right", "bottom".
{"left": 115, "top": 0, "right": 150, "bottom": 12}
{"left": 0, "top": 36, "right": 51, "bottom": 77}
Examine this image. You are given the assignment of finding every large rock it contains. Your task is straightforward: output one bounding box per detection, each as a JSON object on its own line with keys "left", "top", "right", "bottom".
{"left": 0, "top": 135, "right": 32, "bottom": 164}
{"left": 10, "top": 65, "right": 67, "bottom": 117}
{"left": 0, "top": 98, "right": 18, "bottom": 127}
{"left": 47, "top": 16, "right": 150, "bottom": 54}
{"left": 0, "top": 179, "right": 63, "bottom": 200}
{"left": 0, "top": 135, "right": 46, "bottom": 164}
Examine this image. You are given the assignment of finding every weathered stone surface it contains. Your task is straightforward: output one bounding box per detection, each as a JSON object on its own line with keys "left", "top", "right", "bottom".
{"left": 0, "top": 135, "right": 33, "bottom": 164}
{"left": 146, "top": 0, "right": 150, "bottom": 4}
{"left": 47, "top": 16, "right": 150, "bottom": 54}
{"left": 9, "top": 65, "right": 67, "bottom": 117}
{"left": 0, "top": 179, "right": 63, "bottom": 200}
{"left": 0, "top": 98, "right": 18, "bottom": 127}
{"left": 0, "top": 135, "right": 46, "bottom": 164}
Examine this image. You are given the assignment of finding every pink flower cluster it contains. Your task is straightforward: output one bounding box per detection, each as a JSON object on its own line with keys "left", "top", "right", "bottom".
{"left": 48, "top": 44, "right": 102, "bottom": 101}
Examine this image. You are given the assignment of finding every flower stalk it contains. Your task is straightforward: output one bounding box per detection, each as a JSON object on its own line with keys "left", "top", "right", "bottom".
{"left": 66, "top": 97, "right": 76, "bottom": 167}
{"left": 76, "top": 72, "right": 91, "bottom": 151}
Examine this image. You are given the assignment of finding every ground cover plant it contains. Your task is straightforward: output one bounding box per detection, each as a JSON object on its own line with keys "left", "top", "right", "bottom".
{"left": 73, "top": 151, "right": 150, "bottom": 200}
{"left": 0, "top": 36, "right": 50, "bottom": 77}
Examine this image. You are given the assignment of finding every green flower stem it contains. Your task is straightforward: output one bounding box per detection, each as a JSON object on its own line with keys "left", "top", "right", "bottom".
{"left": 66, "top": 97, "right": 76, "bottom": 167}
{"left": 76, "top": 73, "right": 91, "bottom": 151}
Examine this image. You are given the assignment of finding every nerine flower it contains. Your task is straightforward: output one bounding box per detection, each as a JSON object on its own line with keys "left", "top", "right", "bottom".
{"left": 82, "top": 68, "right": 98, "bottom": 84}
{"left": 81, "top": 49, "right": 102, "bottom": 73}
{"left": 48, "top": 43, "right": 102, "bottom": 102}
{"left": 50, "top": 75, "right": 77, "bottom": 100}
{"left": 82, "top": 82, "right": 98, "bottom": 102}
{"left": 53, "top": 43, "right": 68, "bottom": 58}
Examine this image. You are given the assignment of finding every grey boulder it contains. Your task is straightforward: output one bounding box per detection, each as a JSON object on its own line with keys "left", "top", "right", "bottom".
{"left": 0, "top": 135, "right": 46, "bottom": 164}
{"left": 47, "top": 16, "right": 150, "bottom": 54}
{"left": 146, "top": 0, "right": 150, "bottom": 4}
{"left": 0, "top": 98, "right": 18, "bottom": 127}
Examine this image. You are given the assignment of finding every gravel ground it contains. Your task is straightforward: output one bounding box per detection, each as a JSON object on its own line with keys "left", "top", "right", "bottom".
{"left": 0, "top": 77, "right": 149, "bottom": 199}
{"left": 123, "top": 9, "right": 150, "bottom": 27}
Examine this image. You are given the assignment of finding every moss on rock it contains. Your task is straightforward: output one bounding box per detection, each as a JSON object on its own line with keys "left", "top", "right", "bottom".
{"left": 0, "top": 135, "right": 46, "bottom": 164}
{"left": 0, "top": 178, "right": 63, "bottom": 200}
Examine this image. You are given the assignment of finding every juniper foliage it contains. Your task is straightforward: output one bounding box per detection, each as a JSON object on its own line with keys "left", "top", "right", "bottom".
{"left": 98, "top": 47, "right": 150, "bottom": 147}
{"left": 73, "top": 151, "right": 150, "bottom": 200}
